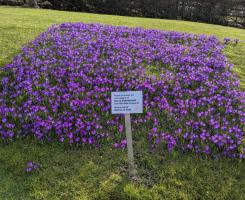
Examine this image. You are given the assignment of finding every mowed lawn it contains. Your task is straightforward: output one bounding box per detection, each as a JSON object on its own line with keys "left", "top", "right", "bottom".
{"left": 0, "top": 6, "right": 245, "bottom": 88}
{"left": 0, "top": 6, "right": 245, "bottom": 200}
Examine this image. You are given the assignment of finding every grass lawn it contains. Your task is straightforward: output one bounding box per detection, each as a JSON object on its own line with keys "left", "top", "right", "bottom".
{"left": 0, "top": 6, "right": 245, "bottom": 89}
{"left": 0, "top": 6, "right": 245, "bottom": 200}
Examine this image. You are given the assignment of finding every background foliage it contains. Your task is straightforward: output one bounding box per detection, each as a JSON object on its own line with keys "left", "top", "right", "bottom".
{"left": 1, "top": 0, "right": 244, "bottom": 28}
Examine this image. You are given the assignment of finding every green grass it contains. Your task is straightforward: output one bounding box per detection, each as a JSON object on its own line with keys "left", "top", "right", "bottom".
{"left": 1, "top": 136, "right": 245, "bottom": 200}
{"left": 0, "top": 6, "right": 245, "bottom": 200}
{"left": 0, "top": 6, "right": 244, "bottom": 88}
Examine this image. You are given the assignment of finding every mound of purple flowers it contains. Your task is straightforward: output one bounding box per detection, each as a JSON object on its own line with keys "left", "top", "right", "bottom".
{"left": 0, "top": 23, "right": 244, "bottom": 158}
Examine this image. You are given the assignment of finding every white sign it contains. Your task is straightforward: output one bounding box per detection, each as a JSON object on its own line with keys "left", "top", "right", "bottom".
{"left": 111, "top": 91, "right": 143, "bottom": 114}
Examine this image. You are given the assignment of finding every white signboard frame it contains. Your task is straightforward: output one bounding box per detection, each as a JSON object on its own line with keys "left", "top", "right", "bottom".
{"left": 111, "top": 91, "right": 143, "bottom": 114}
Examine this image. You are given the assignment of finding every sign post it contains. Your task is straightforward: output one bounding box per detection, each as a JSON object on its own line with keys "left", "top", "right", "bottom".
{"left": 125, "top": 113, "right": 136, "bottom": 177}
{"left": 111, "top": 91, "right": 143, "bottom": 178}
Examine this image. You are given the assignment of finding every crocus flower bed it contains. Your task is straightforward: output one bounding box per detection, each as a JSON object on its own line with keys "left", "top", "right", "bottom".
{"left": 0, "top": 23, "right": 244, "bottom": 158}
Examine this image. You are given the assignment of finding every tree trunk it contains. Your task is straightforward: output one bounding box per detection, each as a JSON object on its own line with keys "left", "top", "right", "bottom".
{"left": 25, "top": 0, "right": 39, "bottom": 8}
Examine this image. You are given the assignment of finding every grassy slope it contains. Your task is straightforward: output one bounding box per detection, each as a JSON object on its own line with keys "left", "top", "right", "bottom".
{"left": 0, "top": 6, "right": 244, "bottom": 88}
{"left": 0, "top": 6, "right": 245, "bottom": 200}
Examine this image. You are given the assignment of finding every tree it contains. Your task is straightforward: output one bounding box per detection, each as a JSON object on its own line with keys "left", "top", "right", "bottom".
{"left": 25, "top": 0, "right": 39, "bottom": 8}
